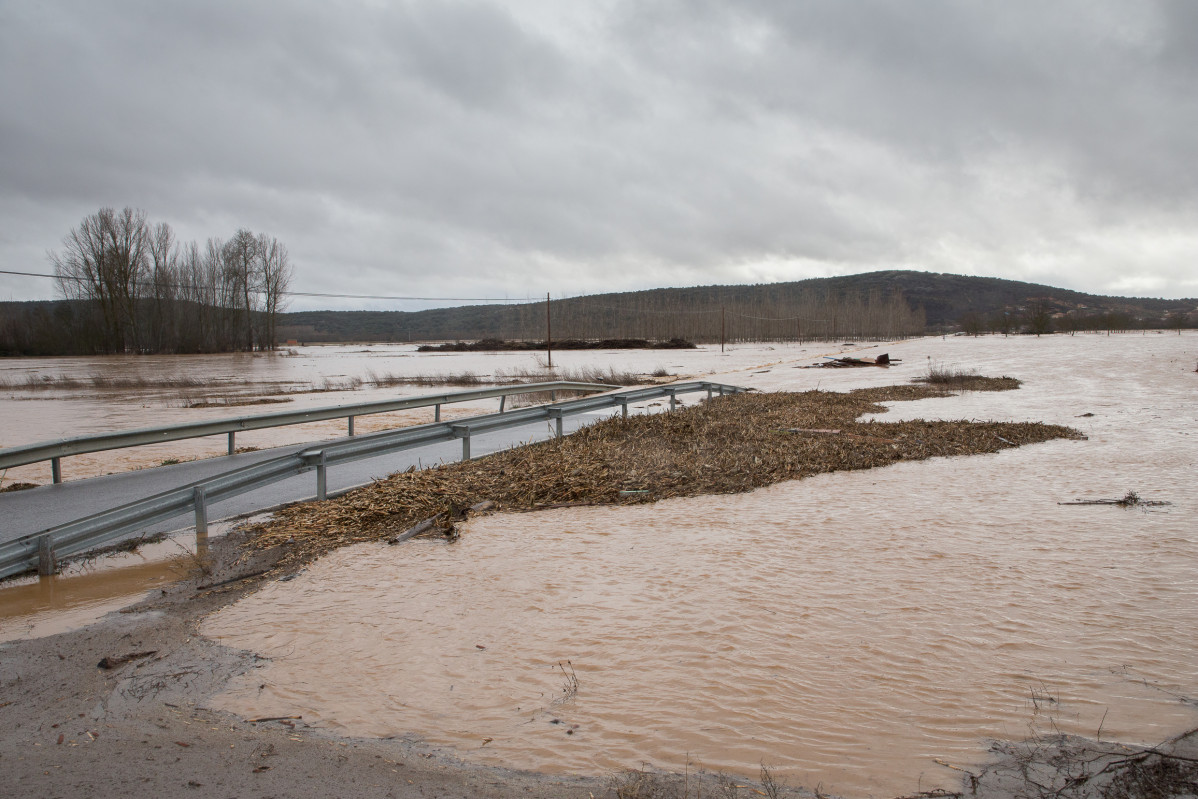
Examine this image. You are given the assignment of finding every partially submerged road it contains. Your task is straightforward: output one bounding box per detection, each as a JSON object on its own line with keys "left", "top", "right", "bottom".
{"left": 0, "top": 407, "right": 621, "bottom": 551}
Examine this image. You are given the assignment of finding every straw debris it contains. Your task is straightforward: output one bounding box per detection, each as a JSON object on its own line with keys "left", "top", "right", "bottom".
{"left": 246, "top": 382, "right": 1081, "bottom": 566}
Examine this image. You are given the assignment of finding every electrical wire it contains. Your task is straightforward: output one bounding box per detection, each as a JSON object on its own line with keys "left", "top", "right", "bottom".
{"left": 2, "top": 268, "right": 826, "bottom": 319}
{"left": 0, "top": 269, "right": 537, "bottom": 303}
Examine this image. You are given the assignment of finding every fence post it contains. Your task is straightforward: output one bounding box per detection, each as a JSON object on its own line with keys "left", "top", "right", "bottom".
{"left": 51, "top": 457, "right": 62, "bottom": 484}
{"left": 37, "top": 535, "right": 56, "bottom": 576}
{"left": 228, "top": 431, "right": 236, "bottom": 455}
{"left": 348, "top": 415, "right": 355, "bottom": 436}
{"left": 316, "top": 450, "right": 327, "bottom": 500}
{"left": 194, "top": 486, "right": 208, "bottom": 534}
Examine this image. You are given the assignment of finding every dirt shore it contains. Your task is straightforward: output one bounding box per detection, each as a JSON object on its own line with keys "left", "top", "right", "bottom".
{"left": 1, "top": 530, "right": 624, "bottom": 799}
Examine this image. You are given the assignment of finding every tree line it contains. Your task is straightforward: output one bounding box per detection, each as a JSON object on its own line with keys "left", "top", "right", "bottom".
{"left": 280, "top": 287, "right": 926, "bottom": 345}
{"left": 35, "top": 206, "right": 293, "bottom": 354}
{"left": 957, "top": 302, "right": 1194, "bottom": 336}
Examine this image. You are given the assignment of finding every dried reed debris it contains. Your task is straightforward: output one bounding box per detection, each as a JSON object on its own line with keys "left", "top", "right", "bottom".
{"left": 246, "top": 381, "right": 1080, "bottom": 566}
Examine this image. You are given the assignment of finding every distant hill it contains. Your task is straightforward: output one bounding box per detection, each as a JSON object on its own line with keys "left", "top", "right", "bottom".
{"left": 276, "top": 271, "right": 1197, "bottom": 343}
{"left": 4, "top": 271, "right": 1193, "bottom": 355}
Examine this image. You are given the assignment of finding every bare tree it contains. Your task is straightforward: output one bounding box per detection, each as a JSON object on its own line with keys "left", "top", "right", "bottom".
{"left": 50, "top": 207, "right": 149, "bottom": 352}
{"left": 222, "top": 229, "right": 260, "bottom": 350}
{"left": 1025, "top": 299, "right": 1053, "bottom": 336}
{"left": 146, "top": 221, "right": 179, "bottom": 351}
{"left": 256, "top": 233, "right": 292, "bottom": 350}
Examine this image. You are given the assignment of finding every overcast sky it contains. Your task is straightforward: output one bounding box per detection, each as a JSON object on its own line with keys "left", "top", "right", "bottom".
{"left": 2, "top": 0, "right": 1196, "bottom": 311}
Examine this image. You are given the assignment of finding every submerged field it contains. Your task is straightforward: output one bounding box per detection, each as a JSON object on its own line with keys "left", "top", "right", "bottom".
{"left": 2, "top": 332, "right": 1195, "bottom": 798}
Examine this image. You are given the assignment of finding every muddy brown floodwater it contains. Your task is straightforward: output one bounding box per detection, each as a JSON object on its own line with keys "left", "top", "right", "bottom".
{"left": 199, "top": 333, "right": 1198, "bottom": 798}
{"left": 0, "top": 342, "right": 803, "bottom": 484}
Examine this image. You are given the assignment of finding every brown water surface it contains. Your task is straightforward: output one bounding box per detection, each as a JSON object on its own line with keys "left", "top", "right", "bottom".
{"left": 0, "top": 343, "right": 795, "bottom": 484}
{"left": 0, "top": 536, "right": 189, "bottom": 641}
{"left": 202, "top": 334, "right": 1198, "bottom": 797}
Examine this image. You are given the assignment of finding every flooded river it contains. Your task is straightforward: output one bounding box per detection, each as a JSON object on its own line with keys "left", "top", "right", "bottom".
{"left": 0, "top": 342, "right": 806, "bottom": 484}
{"left": 196, "top": 332, "right": 1197, "bottom": 798}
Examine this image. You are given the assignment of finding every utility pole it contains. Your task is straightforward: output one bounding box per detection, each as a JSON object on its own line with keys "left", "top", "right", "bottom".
{"left": 546, "top": 292, "right": 552, "bottom": 368}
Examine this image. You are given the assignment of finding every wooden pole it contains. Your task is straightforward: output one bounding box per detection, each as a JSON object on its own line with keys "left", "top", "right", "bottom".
{"left": 720, "top": 306, "right": 725, "bottom": 353}
{"left": 546, "top": 292, "right": 552, "bottom": 368}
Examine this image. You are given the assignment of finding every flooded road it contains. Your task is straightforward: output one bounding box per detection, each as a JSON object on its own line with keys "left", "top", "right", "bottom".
{"left": 198, "top": 333, "right": 1198, "bottom": 797}
{"left": 0, "top": 536, "right": 189, "bottom": 642}
{"left": 0, "top": 342, "right": 810, "bottom": 485}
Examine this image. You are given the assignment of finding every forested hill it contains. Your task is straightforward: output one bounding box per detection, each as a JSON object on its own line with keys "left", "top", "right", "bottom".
{"left": 4, "top": 271, "right": 1195, "bottom": 354}
{"left": 276, "top": 271, "right": 1196, "bottom": 343}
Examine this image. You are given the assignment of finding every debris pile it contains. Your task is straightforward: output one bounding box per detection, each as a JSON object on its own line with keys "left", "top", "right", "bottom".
{"left": 246, "top": 381, "right": 1081, "bottom": 566}
{"left": 801, "top": 353, "right": 899, "bottom": 368}
{"left": 417, "top": 338, "right": 695, "bottom": 352}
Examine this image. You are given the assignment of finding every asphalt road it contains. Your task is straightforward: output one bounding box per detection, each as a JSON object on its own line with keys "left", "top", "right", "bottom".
{"left": 0, "top": 407, "right": 621, "bottom": 548}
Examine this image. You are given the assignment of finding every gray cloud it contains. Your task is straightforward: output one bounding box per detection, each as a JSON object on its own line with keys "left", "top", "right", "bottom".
{"left": 2, "top": 0, "right": 1196, "bottom": 309}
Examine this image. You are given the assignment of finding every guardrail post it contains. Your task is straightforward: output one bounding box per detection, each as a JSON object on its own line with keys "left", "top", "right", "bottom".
{"left": 668, "top": 389, "right": 676, "bottom": 412}
{"left": 706, "top": 385, "right": 713, "bottom": 402}
{"left": 461, "top": 429, "right": 471, "bottom": 460}
{"left": 550, "top": 391, "right": 557, "bottom": 401}
{"left": 348, "top": 415, "right": 355, "bottom": 436}
{"left": 718, "top": 385, "right": 725, "bottom": 397}
{"left": 617, "top": 398, "right": 628, "bottom": 418}
{"left": 37, "top": 535, "right": 57, "bottom": 576}
{"left": 499, "top": 395, "right": 506, "bottom": 413}
{"left": 228, "top": 431, "right": 235, "bottom": 455}
{"left": 435, "top": 404, "right": 441, "bottom": 422}
{"left": 548, "top": 409, "right": 564, "bottom": 438}
{"left": 194, "top": 486, "right": 209, "bottom": 534}
{"left": 316, "top": 450, "right": 327, "bottom": 500}
{"left": 51, "top": 457, "right": 61, "bottom": 484}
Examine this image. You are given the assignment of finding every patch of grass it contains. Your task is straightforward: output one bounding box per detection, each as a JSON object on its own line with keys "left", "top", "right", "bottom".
{"left": 184, "top": 397, "right": 293, "bottom": 408}
{"left": 609, "top": 768, "right": 688, "bottom": 799}
{"left": 365, "top": 365, "right": 650, "bottom": 390}
{"left": 914, "top": 362, "right": 1021, "bottom": 391}
{"left": 0, "top": 373, "right": 204, "bottom": 391}
{"left": 607, "top": 764, "right": 794, "bottom": 799}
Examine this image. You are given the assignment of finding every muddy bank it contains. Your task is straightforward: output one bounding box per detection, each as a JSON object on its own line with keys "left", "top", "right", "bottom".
{"left": 0, "top": 530, "right": 618, "bottom": 799}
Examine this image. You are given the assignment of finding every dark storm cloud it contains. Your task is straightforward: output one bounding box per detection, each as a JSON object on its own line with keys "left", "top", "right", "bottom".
{"left": 1, "top": 0, "right": 1196, "bottom": 307}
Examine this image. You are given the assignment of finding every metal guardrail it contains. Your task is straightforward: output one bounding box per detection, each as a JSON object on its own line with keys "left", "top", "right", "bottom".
{"left": 0, "top": 381, "right": 746, "bottom": 579}
{"left": 0, "top": 381, "right": 617, "bottom": 484}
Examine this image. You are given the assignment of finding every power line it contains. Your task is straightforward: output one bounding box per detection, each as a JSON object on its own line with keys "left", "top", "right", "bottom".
{"left": 2, "top": 268, "right": 826, "bottom": 319}
{"left": 0, "top": 269, "right": 537, "bottom": 303}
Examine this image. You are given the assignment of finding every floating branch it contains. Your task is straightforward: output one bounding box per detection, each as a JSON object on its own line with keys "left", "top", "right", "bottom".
{"left": 1059, "top": 490, "right": 1171, "bottom": 507}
